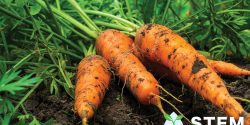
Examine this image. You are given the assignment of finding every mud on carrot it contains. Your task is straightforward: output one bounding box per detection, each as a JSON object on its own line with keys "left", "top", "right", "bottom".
{"left": 134, "top": 24, "right": 250, "bottom": 124}
{"left": 74, "top": 55, "right": 111, "bottom": 125}
{"left": 95, "top": 29, "right": 166, "bottom": 114}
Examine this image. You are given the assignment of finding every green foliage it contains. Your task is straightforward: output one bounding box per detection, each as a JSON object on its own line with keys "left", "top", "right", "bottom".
{"left": 0, "top": 62, "right": 41, "bottom": 124}
{"left": 0, "top": 71, "right": 40, "bottom": 94}
{"left": 127, "top": 0, "right": 250, "bottom": 60}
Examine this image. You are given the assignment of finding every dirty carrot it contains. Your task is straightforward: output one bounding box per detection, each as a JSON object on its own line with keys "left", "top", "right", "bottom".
{"left": 132, "top": 43, "right": 250, "bottom": 81}
{"left": 208, "top": 60, "right": 250, "bottom": 76}
{"left": 96, "top": 29, "right": 166, "bottom": 114}
{"left": 132, "top": 43, "right": 179, "bottom": 82}
{"left": 74, "top": 55, "right": 111, "bottom": 125}
{"left": 134, "top": 24, "right": 250, "bottom": 124}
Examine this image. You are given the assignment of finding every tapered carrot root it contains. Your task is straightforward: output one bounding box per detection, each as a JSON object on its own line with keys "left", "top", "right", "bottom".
{"left": 208, "top": 60, "right": 250, "bottom": 76}
{"left": 132, "top": 43, "right": 250, "bottom": 82}
{"left": 74, "top": 55, "right": 111, "bottom": 124}
{"left": 96, "top": 29, "right": 165, "bottom": 114}
{"left": 134, "top": 24, "right": 249, "bottom": 122}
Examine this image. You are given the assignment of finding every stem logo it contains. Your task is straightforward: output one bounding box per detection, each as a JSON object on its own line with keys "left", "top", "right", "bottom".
{"left": 164, "top": 112, "right": 183, "bottom": 125}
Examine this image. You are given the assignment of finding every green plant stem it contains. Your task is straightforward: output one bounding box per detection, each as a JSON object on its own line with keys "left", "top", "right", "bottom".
{"left": 44, "top": 0, "right": 62, "bottom": 36}
{"left": 55, "top": 0, "right": 65, "bottom": 36}
{"left": 94, "top": 20, "right": 134, "bottom": 32}
{"left": 214, "top": 0, "right": 234, "bottom": 6}
{"left": 0, "top": 60, "right": 76, "bottom": 70}
{"left": 217, "top": 9, "right": 250, "bottom": 14}
{"left": 125, "top": 0, "right": 132, "bottom": 17}
{"left": 56, "top": 0, "right": 61, "bottom": 10}
{"left": 7, "top": 52, "right": 36, "bottom": 73}
{"left": 174, "top": 23, "right": 193, "bottom": 33}
{"left": 170, "top": 9, "right": 205, "bottom": 28}
{"left": 21, "top": 104, "right": 28, "bottom": 115}
{"left": 85, "top": 10, "right": 139, "bottom": 30}
{"left": 58, "top": 18, "right": 91, "bottom": 41}
{"left": 121, "top": 31, "right": 136, "bottom": 37}
{"left": 60, "top": 50, "right": 83, "bottom": 60}
{"left": 57, "top": 58, "right": 74, "bottom": 97}
{"left": 13, "top": 81, "right": 42, "bottom": 114}
{"left": 0, "top": 6, "right": 83, "bottom": 52}
{"left": 161, "top": 0, "right": 171, "bottom": 24}
{"left": 234, "top": 97, "right": 250, "bottom": 103}
{"left": 197, "top": 50, "right": 211, "bottom": 58}
{"left": 129, "top": 17, "right": 144, "bottom": 26}
{"left": 35, "top": 0, "right": 98, "bottom": 38}
{"left": 1, "top": 31, "right": 9, "bottom": 58}
{"left": 67, "top": 0, "right": 100, "bottom": 32}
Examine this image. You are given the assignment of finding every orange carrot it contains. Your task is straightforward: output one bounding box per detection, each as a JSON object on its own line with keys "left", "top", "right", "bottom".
{"left": 132, "top": 43, "right": 179, "bottom": 82}
{"left": 96, "top": 29, "right": 165, "bottom": 114}
{"left": 208, "top": 60, "right": 250, "bottom": 76}
{"left": 134, "top": 24, "right": 250, "bottom": 124}
{"left": 74, "top": 55, "right": 111, "bottom": 125}
{"left": 132, "top": 43, "right": 250, "bottom": 81}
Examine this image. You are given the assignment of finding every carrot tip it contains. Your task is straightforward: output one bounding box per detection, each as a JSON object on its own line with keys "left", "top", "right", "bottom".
{"left": 149, "top": 93, "right": 166, "bottom": 115}
{"left": 82, "top": 117, "right": 88, "bottom": 125}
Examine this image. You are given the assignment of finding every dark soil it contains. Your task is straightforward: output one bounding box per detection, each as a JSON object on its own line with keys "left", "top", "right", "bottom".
{"left": 25, "top": 62, "right": 250, "bottom": 125}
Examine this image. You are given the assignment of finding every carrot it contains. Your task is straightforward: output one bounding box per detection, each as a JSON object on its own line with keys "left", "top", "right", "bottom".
{"left": 134, "top": 24, "right": 250, "bottom": 123}
{"left": 132, "top": 43, "right": 179, "bottom": 82}
{"left": 208, "top": 60, "right": 250, "bottom": 76}
{"left": 74, "top": 55, "right": 111, "bottom": 125}
{"left": 133, "top": 43, "right": 250, "bottom": 80}
{"left": 96, "top": 29, "right": 166, "bottom": 114}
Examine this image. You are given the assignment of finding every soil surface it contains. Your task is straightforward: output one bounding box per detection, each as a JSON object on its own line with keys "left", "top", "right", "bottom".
{"left": 25, "top": 62, "right": 250, "bottom": 125}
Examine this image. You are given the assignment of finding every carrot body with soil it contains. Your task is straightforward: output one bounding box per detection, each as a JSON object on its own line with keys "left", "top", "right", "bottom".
{"left": 96, "top": 29, "right": 165, "bottom": 113}
{"left": 132, "top": 43, "right": 179, "bottom": 82}
{"left": 132, "top": 43, "right": 250, "bottom": 79}
{"left": 132, "top": 58, "right": 250, "bottom": 82}
{"left": 74, "top": 55, "right": 111, "bottom": 124}
{"left": 134, "top": 24, "right": 250, "bottom": 123}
